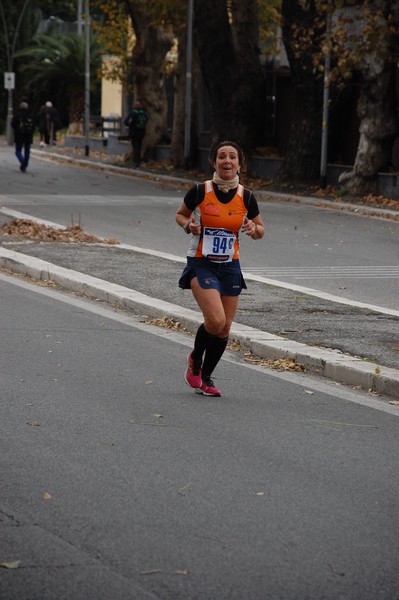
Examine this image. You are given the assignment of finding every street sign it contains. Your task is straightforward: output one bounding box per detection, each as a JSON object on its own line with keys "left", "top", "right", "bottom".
{"left": 4, "top": 72, "right": 15, "bottom": 90}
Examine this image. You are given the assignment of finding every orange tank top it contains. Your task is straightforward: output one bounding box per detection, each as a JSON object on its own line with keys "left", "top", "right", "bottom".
{"left": 194, "top": 181, "right": 247, "bottom": 262}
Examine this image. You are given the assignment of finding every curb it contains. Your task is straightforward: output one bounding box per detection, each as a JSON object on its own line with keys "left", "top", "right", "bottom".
{"left": 1, "top": 246, "right": 398, "bottom": 400}
{"left": 31, "top": 149, "right": 197, "bottom": 188}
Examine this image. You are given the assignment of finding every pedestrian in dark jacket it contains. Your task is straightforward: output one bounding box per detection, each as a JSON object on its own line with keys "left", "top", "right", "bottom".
{"left": 37, "top": 101, "right": 60, "bottom": 146}
{"left": 123, "top": 100, "right": 148, "bottom": 167}
{"left": 11, "top": 101, "right": 35, "bottom": 172}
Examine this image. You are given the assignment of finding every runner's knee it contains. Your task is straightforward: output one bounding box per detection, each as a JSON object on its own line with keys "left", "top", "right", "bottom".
{"left": 204, "top": 314, "right": 226, "bottom": 335}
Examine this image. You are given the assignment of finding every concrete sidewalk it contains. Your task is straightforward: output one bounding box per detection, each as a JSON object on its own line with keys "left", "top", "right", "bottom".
{"left": 1, "top": 144, "right": 398, "bottom": 401}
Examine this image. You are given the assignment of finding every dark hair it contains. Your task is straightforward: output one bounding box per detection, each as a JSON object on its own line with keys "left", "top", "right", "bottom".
{"left": 208, "top": 140, "right": 246, "bottom": 172}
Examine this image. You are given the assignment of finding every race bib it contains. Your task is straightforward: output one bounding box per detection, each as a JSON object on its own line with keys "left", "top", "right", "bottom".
{"left": 202, "top": 227, "right": 235, "bottom": 262}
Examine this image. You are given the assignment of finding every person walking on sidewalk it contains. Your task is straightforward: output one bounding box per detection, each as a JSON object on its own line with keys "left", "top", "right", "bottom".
{"left": 11, "top": 101, "right": 35, "bottom": 172}
{"left": 37, "top": 101, "right": 60, "bottom": 146}
{"left": 123, "top": 100, "right": 148, "bottom": 167}
{"left": 175, "top": 140, "right": 265, "bottom": 397}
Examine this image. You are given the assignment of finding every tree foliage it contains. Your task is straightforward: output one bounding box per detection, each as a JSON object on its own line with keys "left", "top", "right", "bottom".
{"left": 4, "top": 0, "right": 397, "bottom": 193}
{"left": 16, "top": 31, "right": 102, "bottom": 132}
{"left": 36, "top": 0, "right": 76, "bottom": 21}
{"left": 0, "top": 0, "right": 42, "bottom": 130}
{"left": 93, "top": 0, "right": 132, "bottom": 85}
{"left": 194, "top": 0, "right": 266, "bottom": 153}
{"left": 92, "top": 0, "right": 281, "bottom": 164}
{"left": 278, "top": 0, "right": 399, "bottom": 191}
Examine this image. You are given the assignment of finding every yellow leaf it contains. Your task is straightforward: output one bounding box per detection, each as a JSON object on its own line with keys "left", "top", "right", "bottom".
{"left": 0, "top": 561, "right": 21, "bottom": 569}
{"left": 178, "top": 481, "right": 191, "bottom": 496}
{"left": 42, "top": 491, "right": 52, "bottom": 500}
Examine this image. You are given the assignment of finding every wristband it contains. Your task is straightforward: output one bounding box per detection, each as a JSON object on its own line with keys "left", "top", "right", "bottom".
{"left": 184, "top": 222, "right": 191, "bottom": 234}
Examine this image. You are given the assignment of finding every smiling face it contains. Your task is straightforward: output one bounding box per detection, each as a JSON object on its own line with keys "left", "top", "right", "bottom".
{"left": 214, "top": 145, "right": 241, "bottom": 181}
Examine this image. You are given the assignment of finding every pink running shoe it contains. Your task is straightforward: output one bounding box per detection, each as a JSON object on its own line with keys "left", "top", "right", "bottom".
{"left": 185, "top": 352, "right": 202, "bottom": 388}
{"left": 195, "top": 376, "right": 221, "bottom": 397}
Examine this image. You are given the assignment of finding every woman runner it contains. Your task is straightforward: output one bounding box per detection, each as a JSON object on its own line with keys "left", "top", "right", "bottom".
{"left": 175, "top": 140, "right": 265, "bottom": 397}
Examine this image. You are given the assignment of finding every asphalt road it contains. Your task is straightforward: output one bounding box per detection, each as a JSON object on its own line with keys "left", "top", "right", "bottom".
{"left": 0, "top": 143, "right": 398, "bottom": 310}
{"left": 1, "top": 274, "right": 398, "bottom": 599}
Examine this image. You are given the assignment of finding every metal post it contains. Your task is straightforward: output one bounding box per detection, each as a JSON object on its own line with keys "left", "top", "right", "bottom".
{"left": 184, "top": 0, "right": 193, "bottom": 167}
{"left": 0, "top": 0, "right": 31, "bottom": 144}
{"left": 6, "top": 88, "right": 13, "bottom": 145}
{"left": 320, "top": 4, "right": 332, "bottom": 189}
{"left": 84, "top": 0, "right": 90, "bottom": 156}
{"left": 77, "top": 0, "right": 82, "bottom": 35}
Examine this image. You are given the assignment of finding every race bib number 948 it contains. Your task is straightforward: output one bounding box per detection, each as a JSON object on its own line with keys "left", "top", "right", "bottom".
{"left": 202, "top": 227, "right": 235, "bottom": 262}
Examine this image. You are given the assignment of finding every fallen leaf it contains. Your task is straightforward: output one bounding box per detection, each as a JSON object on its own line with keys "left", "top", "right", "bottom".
{"left": 26, "top": 420, "right": 40, "bottom": 427}
{"left": 243, "top": 355, "right": 306, "bottom": 372}
{"left": 146, "top": 380, "right": 153, "bottom": 385}
{"left": 42, "top": 491, "right": 52, "bottom": 500}
{"left": 178, "top": 480, "right": 192, "bottom": 496}
{"left": 0, "top": 561, "right": 21, "bottom": 569}
{"left": 374, "top": 367, "right": 381, "bottom": 374}
{"left": 100, "top": 438, "right": 115, "bottom": 445}
{"left": 175, "top": 569, "right": 189, "bottom": 575}
{"left": 330, "top": 563, "right": 345, "bottom": 576}
{"left": 0, "top": 218, "right": 118, "bottom": 244}
{"left": 389, "top": 400, "right": 399, "bottom": 406}
{"left": 145, "top": 316, "right": 188, "bottom": 332}
{"left": 304, "top": 390, "right": 314, "bottom": 395}
{"left": 151, "top": 414, "right": 164, "bottom": 419}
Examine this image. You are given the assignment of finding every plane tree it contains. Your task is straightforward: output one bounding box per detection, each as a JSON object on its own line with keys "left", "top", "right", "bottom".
{"left": 331, "top": 0, "right": 399, "bottom": 195}
{"left": 279, "top": 0, "right": 399, "bottom": 194}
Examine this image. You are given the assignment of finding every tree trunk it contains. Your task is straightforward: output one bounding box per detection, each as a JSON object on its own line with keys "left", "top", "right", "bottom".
{"left": 339, "top": 4, "right": 399, "bottom": 195}
{"left": 67, "top": 92, "right": 84, "bottom": 136}
{"left": 339, "top": 67, "right": 398, "bottom": 195}
{"left": 193, "top": 0, "right": 265, "bottom": 154}
{"left": 276, "top": 0, "right": 324, "bottom": 183}
{"left": 125, "top": 0, "right": 174, "bottom": 158}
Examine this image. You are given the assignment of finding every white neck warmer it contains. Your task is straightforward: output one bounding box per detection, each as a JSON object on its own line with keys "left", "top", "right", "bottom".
{"left": 212, "top": 171, "right": 240, "bottom": 193}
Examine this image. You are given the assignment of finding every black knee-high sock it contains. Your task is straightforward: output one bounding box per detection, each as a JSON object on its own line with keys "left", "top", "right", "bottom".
{"left": 192, "top": 324, "right": 217, "bottom": 361}
{"left": 202, "top": 336, "right": 228, "bottom": 379}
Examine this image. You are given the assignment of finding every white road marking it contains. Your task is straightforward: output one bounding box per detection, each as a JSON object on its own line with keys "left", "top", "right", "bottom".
{"left": 246, "top": 266, "right": 399, "bottom": 279}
